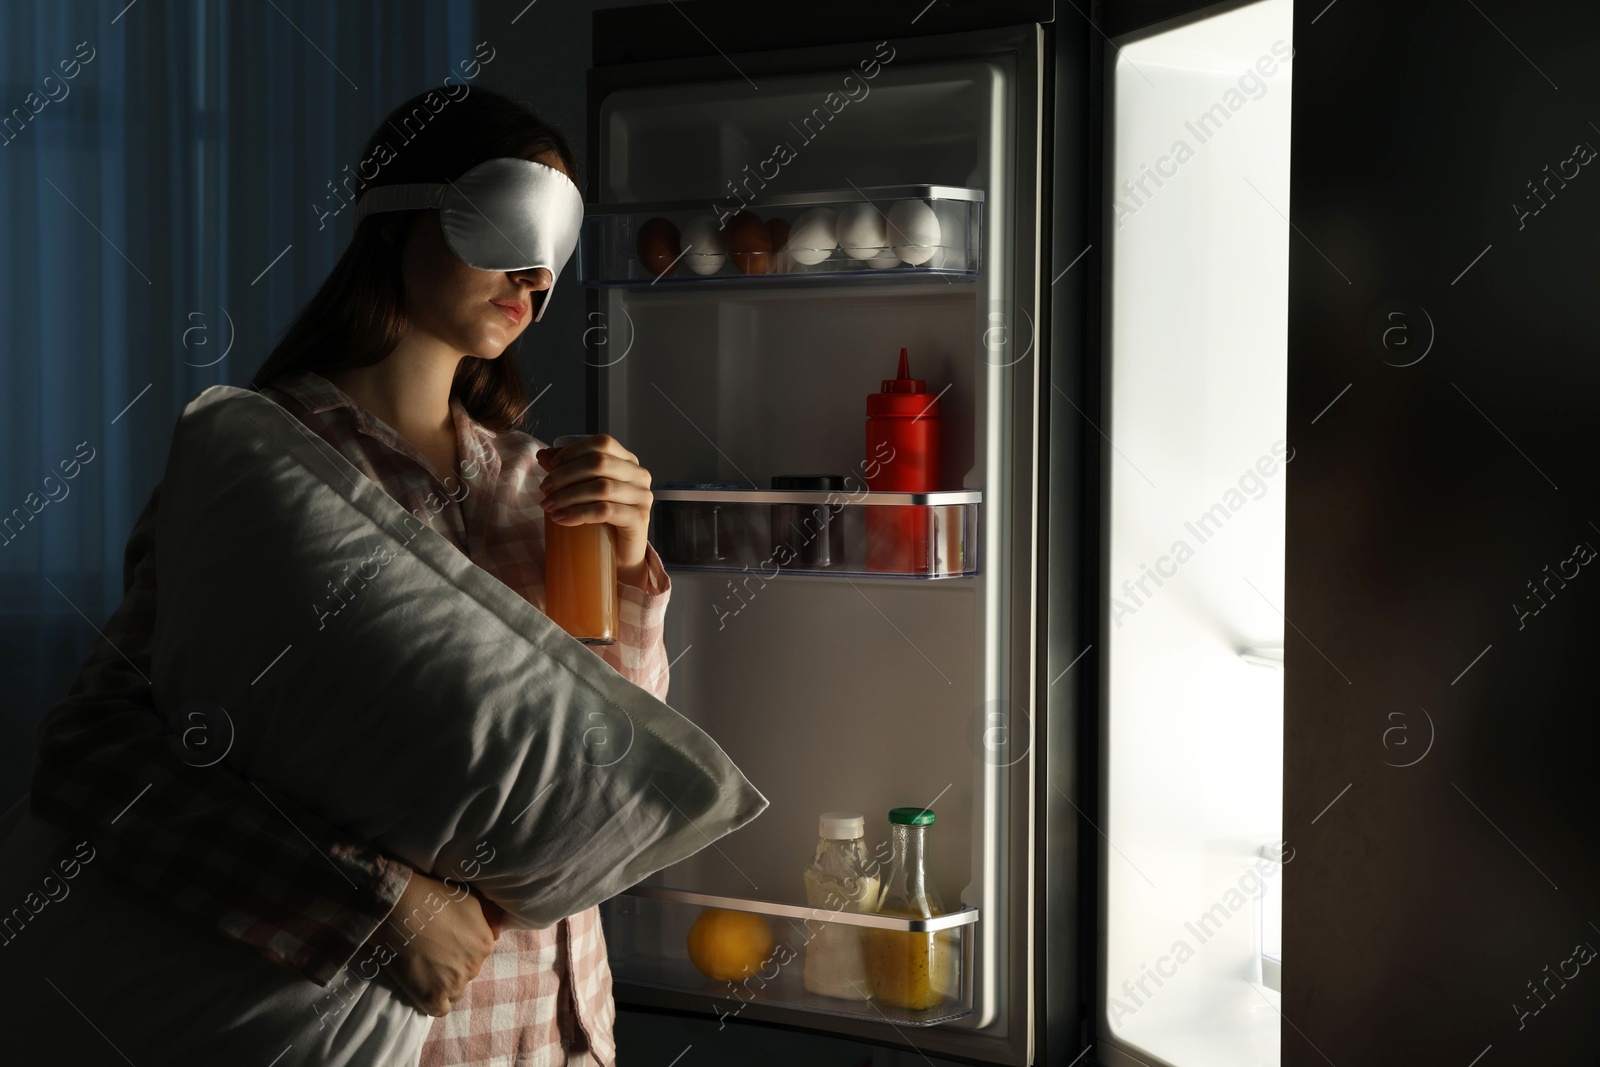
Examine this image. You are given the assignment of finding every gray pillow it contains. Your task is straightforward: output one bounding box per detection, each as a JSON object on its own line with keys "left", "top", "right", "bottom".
{"left": 0, "top": 384, "right": 765, "bottom": 1065}
{"left": 154, "top": 384, "right": 766, "bottom": 925}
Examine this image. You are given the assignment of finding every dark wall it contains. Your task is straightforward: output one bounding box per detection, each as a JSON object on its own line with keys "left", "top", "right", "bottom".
{"left": 1285, "top": 1, "right": 1600, "bottom": 1062}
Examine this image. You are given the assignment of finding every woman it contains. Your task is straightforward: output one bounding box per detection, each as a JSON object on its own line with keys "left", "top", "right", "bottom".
{"left": 28, "top": 88, "right": 664, "bottom": 1066}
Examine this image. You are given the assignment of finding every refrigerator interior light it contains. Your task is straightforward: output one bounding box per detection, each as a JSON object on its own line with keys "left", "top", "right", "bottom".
{"left": 1103, "top": 0, "right": 1293, "bottom": 1062}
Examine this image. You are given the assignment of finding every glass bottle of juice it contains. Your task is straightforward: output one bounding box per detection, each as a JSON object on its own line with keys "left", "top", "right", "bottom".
{"left": 802, "top": 812, "right": 882, "bottom": 1000}
{"left": 865, "top": 806, "right": 955, "bottom": 1011}
{"left": 543, "top": 434, "right": 618, "bottom": 644}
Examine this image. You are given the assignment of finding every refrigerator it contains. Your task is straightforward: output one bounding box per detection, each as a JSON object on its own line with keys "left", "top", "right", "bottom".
{"left": 574, "top": 1, "right": 1080, "bottom": 1063}
{"left": 568, "top": 0, "right": 1600, "bottom": 1063}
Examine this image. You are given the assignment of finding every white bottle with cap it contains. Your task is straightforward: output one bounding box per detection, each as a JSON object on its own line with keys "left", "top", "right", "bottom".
{"left": 801, "top": 811, "right": 883, "bottom": 1000}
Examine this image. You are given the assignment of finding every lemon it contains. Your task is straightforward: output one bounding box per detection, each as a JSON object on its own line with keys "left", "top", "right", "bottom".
{"left": 686, "top": 908, "right": 775, "bottom": 982}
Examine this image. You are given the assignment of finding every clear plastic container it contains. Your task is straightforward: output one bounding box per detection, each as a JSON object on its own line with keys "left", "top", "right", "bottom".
{"left": 543, "top": 434, "right": 618, "bottom": 644}
{"left": 866, "top": 807, "right": 958, "bottom": 1010}
{"left": 770, "top": 476, "right": 847, "bottom": 569}
{"left": 654, "top": 480, "right": 752, "bottom": 564}
{"left": 801, "top": 812, "right": 883, "bottom": 1000}
{"left": 649, "top": 487, "right": 981, "bottom": 579}
{"left": 599, "top": 885, "right": 978, "bottom": 1026}
{"left": 578, "top": 185, "right": 984, "bottom": 286}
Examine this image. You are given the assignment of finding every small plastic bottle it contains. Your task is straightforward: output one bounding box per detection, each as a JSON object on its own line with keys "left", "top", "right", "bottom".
{"left": 802, "top": 812, "right": 882, "bottom": 1000}
{"left": 543, "top": 434, "right": 618, "bottom": 644}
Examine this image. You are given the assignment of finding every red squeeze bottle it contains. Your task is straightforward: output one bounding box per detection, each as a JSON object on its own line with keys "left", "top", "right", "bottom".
{"left": 866, "top": 348, "right": 941, "bottom": 573}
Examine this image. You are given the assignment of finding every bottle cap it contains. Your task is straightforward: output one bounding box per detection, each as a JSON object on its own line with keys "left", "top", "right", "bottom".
{"left": 819, "top": 812, "right": 865, "bottom": 839}
{"left": 867, "top": 348, "right": 939, "bottom": 418}
{"left": 881, "top": 347, "right": 925, "bottom": 394}
{"left": 888, "top": 806, "right": 935, "bottom": 826}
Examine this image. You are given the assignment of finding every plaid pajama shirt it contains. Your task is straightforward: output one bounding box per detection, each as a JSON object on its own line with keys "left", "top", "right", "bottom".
{"left": 28, "top": 368, "right": 673, "bottom": 1066}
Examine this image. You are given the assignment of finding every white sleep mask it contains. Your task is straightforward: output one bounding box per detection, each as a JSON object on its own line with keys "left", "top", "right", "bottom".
{"left": 354, "top": 157, "right": 584, "bottom": 322}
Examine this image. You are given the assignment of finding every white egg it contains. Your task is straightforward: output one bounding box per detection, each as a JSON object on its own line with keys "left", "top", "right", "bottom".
{"left": 867, "top": 250, "right": 901, "bottom": 269}
{"left": 787, "top": 207, "right": 837, "bottom": 266}
{"left": 887, "top": 199, "right": 942, "bottom": 266}
{"left": 680, "top": 216, "right": 728, "bottom": 275}
{"left": 837, "top": 203, "right": 888, "bottom": 260}
{"left": 928, "top": 199, "right": 965, "bottom": 269}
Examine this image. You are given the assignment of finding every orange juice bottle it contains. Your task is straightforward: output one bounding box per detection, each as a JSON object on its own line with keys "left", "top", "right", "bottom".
{"left": 543, "top": 434, "right": 618, "bottom": 644}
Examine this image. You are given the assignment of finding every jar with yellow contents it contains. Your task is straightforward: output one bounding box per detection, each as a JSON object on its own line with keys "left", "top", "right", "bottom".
{"left": 864, "top": 806, "right": 956, "bottom": 1011}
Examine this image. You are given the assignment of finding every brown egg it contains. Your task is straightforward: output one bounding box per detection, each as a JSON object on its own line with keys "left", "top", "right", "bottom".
{"left": 725, "top": 211, "right": 772, "bottom": 274}
{"left": 636, "top": 216, "right": 681, "bottom": 278}
{"left": 766, "top": 217, "right": 791, "bottom": 274}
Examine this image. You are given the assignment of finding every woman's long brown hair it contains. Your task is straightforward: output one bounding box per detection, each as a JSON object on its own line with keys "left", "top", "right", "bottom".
{"left": 248, "top": 88, "right": 580, "bottom": 433}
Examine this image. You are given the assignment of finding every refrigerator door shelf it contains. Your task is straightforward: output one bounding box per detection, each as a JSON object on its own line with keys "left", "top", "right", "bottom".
{"left": 654, "top": 489, "right": 983, "bottom": 506}
{"left": 589, "top": 184, "right": 985, "bottom": 214}
{"left": 650, "top": 491, "right": 980, "bottom": 578}
{"left": 601, "top": 886, "right": 978, "bottom": 1027}
{"left": 578, "top": 187, "right": 983, "bottom": 286}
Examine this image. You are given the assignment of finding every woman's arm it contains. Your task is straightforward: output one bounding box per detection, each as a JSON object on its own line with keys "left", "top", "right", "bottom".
{"left": 29, "top": 482, "right": 412, "bottom": 986}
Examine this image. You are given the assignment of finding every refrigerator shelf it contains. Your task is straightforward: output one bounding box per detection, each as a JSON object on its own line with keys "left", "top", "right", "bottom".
{"left": 578, "top": 185, "right": 984, "bottom": 286}
{"left": 622, "top": 885, "right": 982, "bottom": 931}
{"left": 601, "top": 886, "right": 978, "bottom": 1027}
{"left": 654, "top": 488, "right": 983, "bottom": 506}
{"left": 650, "top": 488, "right": 981, "bottom": 578}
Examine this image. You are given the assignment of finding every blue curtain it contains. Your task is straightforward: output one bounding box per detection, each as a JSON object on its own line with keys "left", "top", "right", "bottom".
{"left": 0, "top": 0, "right": 478, "bottom": 797}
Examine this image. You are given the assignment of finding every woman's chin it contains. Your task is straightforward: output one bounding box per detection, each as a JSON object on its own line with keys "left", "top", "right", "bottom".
{"left": 463, "top": 339, "right": 511, "bottom": 360}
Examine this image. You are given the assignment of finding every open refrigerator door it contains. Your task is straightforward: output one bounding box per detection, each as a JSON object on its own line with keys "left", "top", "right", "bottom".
{"left": 580, "top": 8, "right": 1047, "bottom": 1063}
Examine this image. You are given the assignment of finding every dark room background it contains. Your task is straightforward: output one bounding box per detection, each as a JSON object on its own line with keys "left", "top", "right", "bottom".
{"left": 0, "top": 0, "right": 615, "bottom": 798}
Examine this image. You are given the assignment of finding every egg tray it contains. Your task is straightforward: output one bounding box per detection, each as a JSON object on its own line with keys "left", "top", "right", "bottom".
{"left": 577, "top": 184, "right": 984, "bottom": 287}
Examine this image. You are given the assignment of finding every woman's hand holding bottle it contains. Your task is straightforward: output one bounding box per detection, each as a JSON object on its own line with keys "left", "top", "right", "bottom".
{"left": 536, "top": 433, "right": 655, "bottom": 586}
